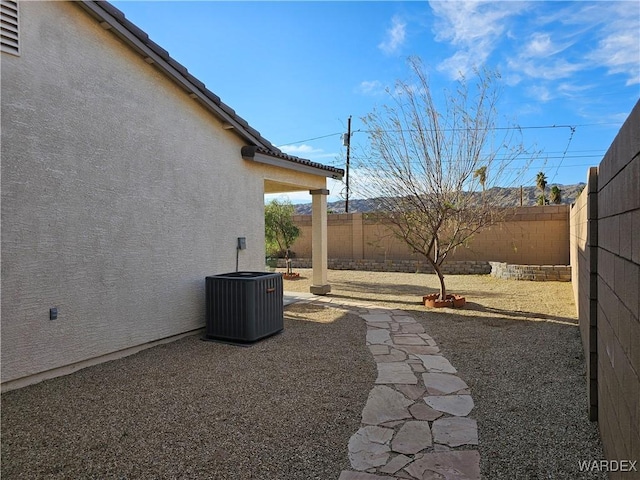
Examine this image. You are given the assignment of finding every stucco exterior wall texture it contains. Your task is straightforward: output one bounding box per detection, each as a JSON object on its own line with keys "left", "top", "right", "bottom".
{"left": 290, "top": 205, "right": 570, "bottom": 266}
{"left": 570, "top": 100, "right": 640, "bottom": 476}
{"left": 1, "top": 2, "right": 269, "bottom": 385}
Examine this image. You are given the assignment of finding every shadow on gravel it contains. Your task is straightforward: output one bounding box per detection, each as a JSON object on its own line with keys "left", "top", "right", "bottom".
{"left": 327, "top": 292, "right": 427, "bottom": 306}
{"left": 463, "top": 302, "right": 578, "bottom": 325}
{"left": 331, "top": 281, "right": 438, "bottom": 296}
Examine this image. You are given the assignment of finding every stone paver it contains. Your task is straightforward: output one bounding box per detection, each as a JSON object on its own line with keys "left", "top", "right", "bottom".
{"left": 423, "top": 373, "right": 469, "bottom": 395}
{"left": 369, "top": 345, "right": 390, "bottom": 355}
{"left": 400, "top": 323, "right": 425, "bottom": 334}
{"left": 391, "top": 421, "right": 433, "bottom": 454}
{"left": 394, "top": 384, "right": 425, "bottom": 401}
{"left": 416, "top": 355, "right": 457, "bottom": 374}
{"left": 432, "top": 417, "right": 479, "bottom": 447}
{"left": 391, "top": 334, "right": 427, "bottom": 346}
{"left": 376, "top": 363, "right": 417, "bottom": 385}
{"left": 394, "top": 345, "right": 440, "bottom": 355}
{"left": 424, "top": 395, "right": 474, "bottom": 416}
{"left": 362, "top": 314, "right": 394, "bottom": 323}
{"left": 348, "top": 426, "right": 393, "bottom": 470}
{"left": 290, "top": 295, "right": 479, "bottom": 479}
{"left": 409, "top": 363, "right": 427, "bottom": 373}
{"left": 404, "top": 451, "right": 481, "bottom": 479}
{"left": 409, "top": 403, "right": 443, "bottom": 421}
{"left": 367, "top": 329, "right": 392, "bottom": 345}
{"left": 339, "top": 471, "right": 398, "bottom": 480}
{"left": 379, "top": 454, "right": 412, "bottom": 474}
{"left": 374, "top": 348, "right": 407, "bottom": 363}
{"left": 361, "top": 386, "right": 413, "bottom": 425}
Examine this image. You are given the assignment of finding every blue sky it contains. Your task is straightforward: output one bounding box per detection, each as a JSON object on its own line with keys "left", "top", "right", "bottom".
{"left": 113, "top": 1, "right": 640, "bottom": 204}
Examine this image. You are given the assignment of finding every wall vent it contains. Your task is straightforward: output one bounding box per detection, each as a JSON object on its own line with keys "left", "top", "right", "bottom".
{"left": 1, "top": 0, "right": 19, "bottom": 56}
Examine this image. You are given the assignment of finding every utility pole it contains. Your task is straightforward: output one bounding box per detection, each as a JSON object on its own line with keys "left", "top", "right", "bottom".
{"left": 344, "top": 115, "right": 351, "bottom": 213}
{"left": 520, "top": 186, "right": 524, "bottom": 206}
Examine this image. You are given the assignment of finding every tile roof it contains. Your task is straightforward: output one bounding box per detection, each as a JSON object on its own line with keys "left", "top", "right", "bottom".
{"left": 76, "top": 1, "right": 344, "bottom": 179}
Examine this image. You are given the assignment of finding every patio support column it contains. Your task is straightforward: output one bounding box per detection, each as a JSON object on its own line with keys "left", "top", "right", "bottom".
{"left": 309, "top": 189, "right": 331, "bottom": 295}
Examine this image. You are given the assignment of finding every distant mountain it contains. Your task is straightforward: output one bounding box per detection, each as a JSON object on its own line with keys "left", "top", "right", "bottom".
{"left": 293, "top": 184, "right": 586, "bottom": 215}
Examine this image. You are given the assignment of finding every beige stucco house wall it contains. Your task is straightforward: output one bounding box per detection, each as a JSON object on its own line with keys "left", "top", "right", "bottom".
{"left": 1, "top": 1, "right": 341, "bottom": 390}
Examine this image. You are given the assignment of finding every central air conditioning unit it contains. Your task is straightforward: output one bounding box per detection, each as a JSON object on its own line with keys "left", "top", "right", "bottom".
{"left": 205, "top": 272, "right": 283, "bottom": 343}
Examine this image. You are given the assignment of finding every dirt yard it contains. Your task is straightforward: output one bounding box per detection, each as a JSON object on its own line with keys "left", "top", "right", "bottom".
{"left": 282, "top": 268, "right": 606, "bottom": 479}
{"left": 1, "top": 268, "right": 606, "bottom": 479}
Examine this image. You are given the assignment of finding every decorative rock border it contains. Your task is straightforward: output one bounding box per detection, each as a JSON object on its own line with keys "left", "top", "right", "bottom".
{"left": 277, "top": 258, "right": 491, "bottom": 275}
{"left": 295, "top": 297, "right": 480, "bottom": 479}
{"left": 489, "top": 261, "right": 571, "bottom": 282}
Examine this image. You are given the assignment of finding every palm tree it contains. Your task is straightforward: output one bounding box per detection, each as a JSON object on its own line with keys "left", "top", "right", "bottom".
{"left": 474, "top": 166, "right": 487, "bottom": 201}
{"left": 536, "top": 171, "right": 548, "bottom": 205}
{"left": 550, "top": 185, "right": 562, "bottom": 204}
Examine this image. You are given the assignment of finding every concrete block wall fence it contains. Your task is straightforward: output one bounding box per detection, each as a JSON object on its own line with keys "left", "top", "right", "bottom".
{"left": 289, "top": 205, "right": 570, "bottom": 267}
{"left": 570, "top": 100, "right": 640, "bottom": 477}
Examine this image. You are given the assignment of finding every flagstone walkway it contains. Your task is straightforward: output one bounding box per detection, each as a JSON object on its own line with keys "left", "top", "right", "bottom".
{"left": 286, "top": 294, "right": 480, "bottom": 480}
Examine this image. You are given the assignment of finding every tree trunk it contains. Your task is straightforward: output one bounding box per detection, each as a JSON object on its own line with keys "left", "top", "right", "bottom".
{"left": 426, "top": 256, "right": 447, "bottom": 300}
{"left": 434, "top": 263, "right": 446, "bottom": 301}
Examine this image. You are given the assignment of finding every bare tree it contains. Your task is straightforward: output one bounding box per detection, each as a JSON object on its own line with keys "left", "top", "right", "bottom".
{"left": 352, "top": 58, "right": 534, "bottom": 303}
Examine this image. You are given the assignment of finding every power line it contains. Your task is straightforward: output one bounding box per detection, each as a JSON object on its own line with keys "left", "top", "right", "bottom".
{"left": 551, "top": 126, "right": 576, "bottom": 182}
{"left": 349, "top": 154, "right": 603, "bottom": 163}
{"left": 278, "top": 122, "right": 620, "bottom": 146}
{"left": 276, "top": 132, "right": 342, "bottom": 147}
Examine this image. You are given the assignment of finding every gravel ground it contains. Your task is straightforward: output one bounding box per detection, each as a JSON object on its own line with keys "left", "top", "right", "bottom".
{"left": 283, "top": 269, "right": 608, "bottom": 479}
{"left": 2, "top": 269, "right": 607, "bottom": 479}
{"left": 1, "top": 304, "right": 375, "bottom": 479}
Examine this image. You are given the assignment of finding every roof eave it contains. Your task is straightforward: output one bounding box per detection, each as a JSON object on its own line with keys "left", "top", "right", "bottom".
{"left": 242, "top": 146, "right": 344, "bottom": 180}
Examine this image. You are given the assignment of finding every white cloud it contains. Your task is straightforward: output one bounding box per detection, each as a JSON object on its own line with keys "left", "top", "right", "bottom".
{"left": 280, "top": 144, "right": 323, "bottom": 156}
{"left": 528, "top": 85, "right": 553, "bottom": 103}
{"left": 430, "top": 0, "right": 639, "bottom": 106}
{"left": 523, "top": 32, "right": 552, "bottom": 57}
{"left": 279, "top": 143, "right": 340, "bottom": 162}
{"left": 556, "top": 81, "right": 596, "bottom": 99}
{"left": 577, "top": 3, "right": 639, "bottom": 85}
{"left": 358, "top": 80, "right": 385, "bottom": 96}
{"left": 429, "top": 1, "right": 528, "bottom": 78}
{"left": 512, "top": 2, "right": 639, "bottom": 86}
{"left": 522, "top": 32, "right": 574, "bottom": 58}
{"left": 588, "top": 30, "right": 640, "bottom": 86}
{"left": 378, "top": 15, "right": 406, "bottom": 55}
{"left": 508, "top": 57, "right": 584, "bottom": 81}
